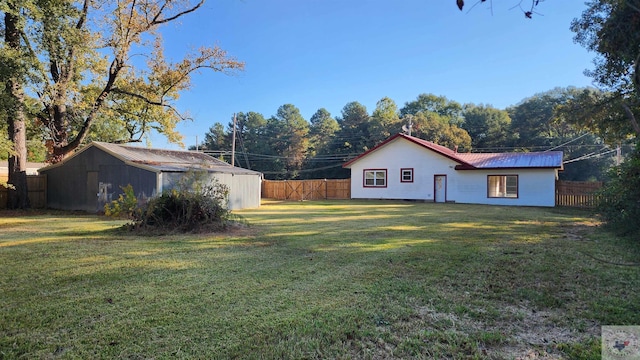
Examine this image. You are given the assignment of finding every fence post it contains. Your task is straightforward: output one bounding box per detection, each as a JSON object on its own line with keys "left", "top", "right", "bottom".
{"left": 324, "top": 179, "right": 327, "bottom": 200}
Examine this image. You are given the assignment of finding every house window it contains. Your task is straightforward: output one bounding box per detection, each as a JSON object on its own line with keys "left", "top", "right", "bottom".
{"left": 487, "top": 175, "right": 518, "bottom": 198}
{"left": 364, "top": 169, "right": 387, "bottom": 187}
{"left": 401, "top": 168, "right": 414, "bottom": 183}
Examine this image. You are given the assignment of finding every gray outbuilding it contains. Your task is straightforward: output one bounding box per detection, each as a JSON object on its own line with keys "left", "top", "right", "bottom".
{"left": 39, "top": 141, "right": 262, "bottom": 212}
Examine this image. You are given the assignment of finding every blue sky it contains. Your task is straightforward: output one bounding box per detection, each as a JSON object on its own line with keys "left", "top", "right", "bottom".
{"left": 153, "top": 0, "right": 595, "bottom": 150}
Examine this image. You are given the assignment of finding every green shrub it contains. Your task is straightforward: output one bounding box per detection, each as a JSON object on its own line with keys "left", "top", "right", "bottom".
{"left": 104, "top": 184, "right": 138, "bottom": 218}
{"left": 597, "top": 143, "right": 640, "bottom": 236}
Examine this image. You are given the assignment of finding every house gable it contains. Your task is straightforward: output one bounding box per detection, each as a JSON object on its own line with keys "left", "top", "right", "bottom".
{"left": 343, "top": 133, "right": 472, "bottom": 169}
{"left": 346, "top": 135, "right": 462, "bottom": 201}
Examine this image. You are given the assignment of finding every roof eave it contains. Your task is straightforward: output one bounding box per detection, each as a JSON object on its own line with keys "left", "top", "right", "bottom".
{"left": 125, "top": 161, "right": 162, "bottom": 173}
{"left": 454, "top": 165, "right": 563, "bottom": 170}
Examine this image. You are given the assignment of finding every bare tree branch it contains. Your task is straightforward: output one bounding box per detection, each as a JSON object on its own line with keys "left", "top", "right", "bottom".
{"left": 151, "top": 0, "right": 205, "bottom": 25}
{"left": 111, "top": 87, "right": 188, "bottom": 120}
{"left": 460, "top": 0, "right": 542, "bottom": 18}
{"left": 76, "top": 0, "right": 89, "bottom": 29}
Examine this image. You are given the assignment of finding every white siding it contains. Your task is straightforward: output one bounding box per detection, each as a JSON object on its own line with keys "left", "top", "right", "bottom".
{"left": 214, "top": 173, "right": 262, "bottom": 210}
{"left": 346, "top": 138, "right": 558, "bottom": 207}
{"left": 453, "top": 169, "right": 557, "bottom": 207}
{"left": 348, "top": 138, "right": 459, "bottom": 201}
{"left": 161, "top": 172, "right": 261, "bottom": 210}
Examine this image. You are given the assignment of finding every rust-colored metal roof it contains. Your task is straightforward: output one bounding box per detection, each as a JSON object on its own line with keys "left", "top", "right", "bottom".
{"left": 343, "top": 133, "right": 563, "bottom": 170}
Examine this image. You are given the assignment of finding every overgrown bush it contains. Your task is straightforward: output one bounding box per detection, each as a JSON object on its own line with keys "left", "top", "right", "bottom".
{"left": 597, "top": 143, "right": 640, "bottom": 236}
{"left": 104, "top": 184, "right": 138, "bottom": 218}
{"left": 130, "top": 172, "right": 231, "bottom": 234}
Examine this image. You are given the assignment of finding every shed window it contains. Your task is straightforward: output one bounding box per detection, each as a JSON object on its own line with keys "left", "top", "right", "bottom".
{"left": 401, "top": 168, "right": 413, "bottom": 183}
{"left": 364, "top": 169, "right": 387, "bottom": 187}
{"left": 487, "top": 175, "right": 518, "bottom": 198}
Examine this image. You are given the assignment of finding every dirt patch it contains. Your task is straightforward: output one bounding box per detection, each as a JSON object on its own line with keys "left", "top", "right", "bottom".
{"left": 498, "top": 305, "right": 600, "bottom": 359}
{"left": 561, "top": 221, "right": 600, "bottom": 241}
{"left": 356, "top": 302, "right": 600, "bottom": 359}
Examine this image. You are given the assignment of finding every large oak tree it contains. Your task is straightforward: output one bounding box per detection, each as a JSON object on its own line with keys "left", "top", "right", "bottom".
{"left": 1, "top": 0, "right": 243, "bottom": 208}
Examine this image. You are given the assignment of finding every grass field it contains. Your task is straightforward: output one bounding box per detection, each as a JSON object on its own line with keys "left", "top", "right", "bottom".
{"left": 1, "top": 200, "right": 639, "bottom": 359}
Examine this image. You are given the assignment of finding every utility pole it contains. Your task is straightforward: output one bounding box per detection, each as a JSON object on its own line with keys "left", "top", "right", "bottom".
{"left": 231, "top": 113, "right": 237, "bottom": 167}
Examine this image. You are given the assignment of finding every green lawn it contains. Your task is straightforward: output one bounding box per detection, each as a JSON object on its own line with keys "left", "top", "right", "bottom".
{"left": 1, "top": 201, "right": 638, "bottom": 359}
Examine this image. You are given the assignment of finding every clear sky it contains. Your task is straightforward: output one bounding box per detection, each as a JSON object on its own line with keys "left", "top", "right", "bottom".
{"left": 152, "top": 0, "right": 595, "bottom": 150}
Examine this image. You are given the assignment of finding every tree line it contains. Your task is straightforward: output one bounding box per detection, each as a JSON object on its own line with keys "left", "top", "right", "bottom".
{"left": 192, "top": 88, "right": 624, "bottom": 181}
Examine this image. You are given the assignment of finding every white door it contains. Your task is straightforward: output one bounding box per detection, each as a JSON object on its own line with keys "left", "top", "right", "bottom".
{"left": 434, "top": 175, "right": 446, "bottom": 203}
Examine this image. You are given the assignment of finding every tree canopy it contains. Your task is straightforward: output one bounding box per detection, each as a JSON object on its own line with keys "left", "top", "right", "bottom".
{"left": 1, "top": 0, "right": 243, "bottom": 208}
{"left": 195, "top": 87, "right": 614, "bottom": 181}
{"left": 569, "top": 0, "right": 640, "bottom": 235}
{"left": 570, "top": 0, "right": 640, "bottom": 138}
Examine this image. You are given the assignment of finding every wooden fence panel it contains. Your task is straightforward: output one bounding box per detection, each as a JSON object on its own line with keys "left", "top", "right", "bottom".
{"left": 0, "top": 174, "right": 47, "bottom": 209}
{"left": 27, "top": 175, "right": 47, "bottom": 208}
{"left": 555, "top": 180, "right": 603, "bottom": 208}
{"left": 262, "top": 179, "right": 350, "bottom": 200}
{"left": 325, "top": 179, "right": 350, "bottom": 199}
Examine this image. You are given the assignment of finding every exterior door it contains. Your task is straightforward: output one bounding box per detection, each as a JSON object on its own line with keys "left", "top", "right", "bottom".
{"left": 434, "top": 175, "right": 446, "bottom": 203}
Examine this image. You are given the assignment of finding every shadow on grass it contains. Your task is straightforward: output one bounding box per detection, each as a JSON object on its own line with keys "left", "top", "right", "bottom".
{"left": 2, "top": 200, "right": 639, "bottom": 359}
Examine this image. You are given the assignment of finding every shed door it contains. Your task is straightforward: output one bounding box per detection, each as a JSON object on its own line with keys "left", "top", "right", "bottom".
{"left": 434, "top": 175, "right": 446, "bottom": 203}
{"left": 87, "top": 171, "right": 98, "bottom": 211}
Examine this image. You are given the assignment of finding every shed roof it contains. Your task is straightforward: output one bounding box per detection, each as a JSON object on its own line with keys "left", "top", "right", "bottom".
{"left": 343, "top": 133, "right": 563, "bottom": 170}
{"left": 39, "top": 141, "right": 262, "bottom": 175}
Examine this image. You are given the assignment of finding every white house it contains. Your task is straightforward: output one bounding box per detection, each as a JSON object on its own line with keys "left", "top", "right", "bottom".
{"left": 342, "top": 134, "right": 563, "bottom": 207}
{"left": 1, "top": 161, "right": 46, "bottom": 177}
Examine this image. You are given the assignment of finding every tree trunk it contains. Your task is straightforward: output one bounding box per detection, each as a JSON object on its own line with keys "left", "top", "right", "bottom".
{"left": 4, "top": 9, "right": 30, "bottom": 209}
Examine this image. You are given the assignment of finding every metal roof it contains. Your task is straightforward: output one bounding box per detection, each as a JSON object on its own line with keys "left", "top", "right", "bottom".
{"left": 343, "top": 133, "right": 563, "bottom": 170}
{"left": 95, "top": 142, "right": 262, "bottom": 175}
{"left": 456, "top": 151, "right": 563, "bottom": 169}
{"left": 96, "top": 142, "right": 222, "bottom": 165}
{"left": 40, "top": 142, "right": 262, "bottom": 175}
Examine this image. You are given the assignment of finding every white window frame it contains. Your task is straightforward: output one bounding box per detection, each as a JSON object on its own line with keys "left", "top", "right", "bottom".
{"left": 401, "top": 168, "right": 414, "bottom": 183}
{"left": 487, "top": 175, "right": 518, "bottom": 198}
{"left": 363, "top": 169, "right": 387, "bottom": 187}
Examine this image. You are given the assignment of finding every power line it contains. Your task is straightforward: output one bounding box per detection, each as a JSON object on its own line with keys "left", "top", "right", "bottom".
{"left": 563, "top": 148, "right": 617, "bottom": 164}
{"left": 544, "top": 133, "right": 591, "bottom": 151}
{"left": 260, "top": 163, "right": 345, "bottom": 175}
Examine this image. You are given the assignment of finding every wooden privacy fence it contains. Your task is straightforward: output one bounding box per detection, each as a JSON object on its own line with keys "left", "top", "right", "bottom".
{"left": 555, "top": 180, "right": 603, "bottom": 208}
{"left": 262, "top": 179, "right": 350, "bottom": 201}
{"left": 0, "top": 175, "right": 47, "bottom": 209}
